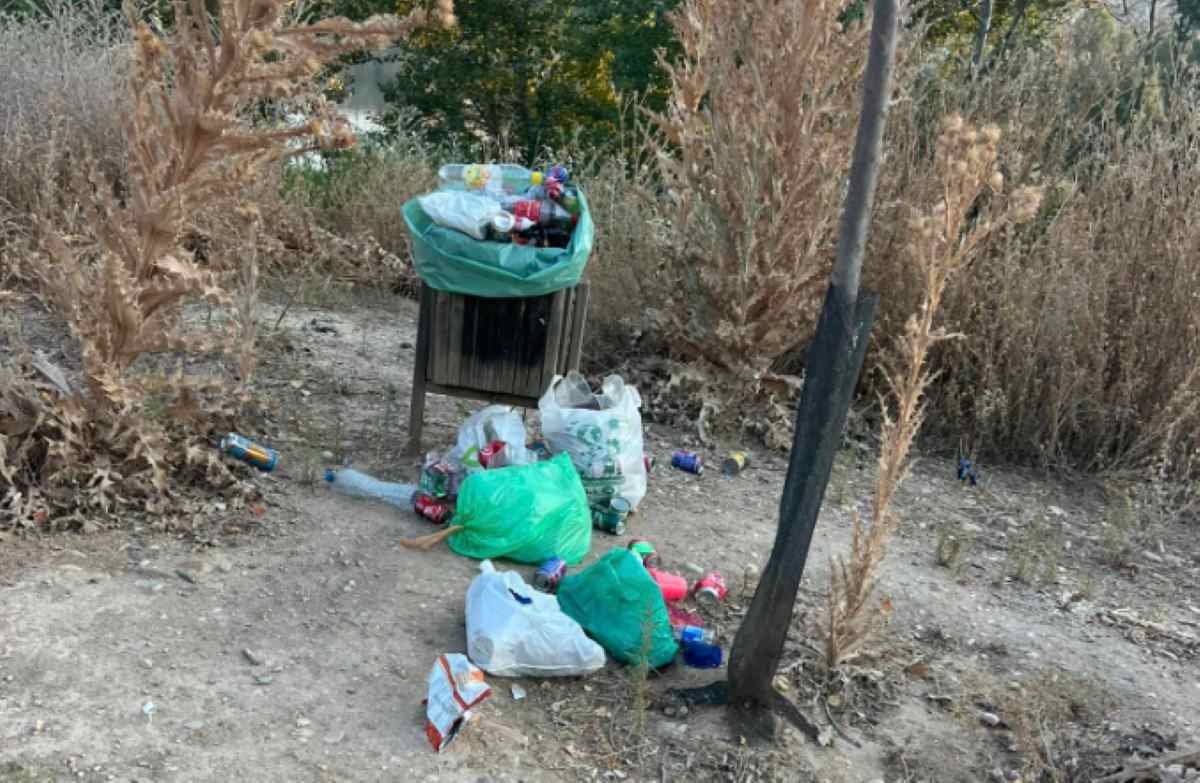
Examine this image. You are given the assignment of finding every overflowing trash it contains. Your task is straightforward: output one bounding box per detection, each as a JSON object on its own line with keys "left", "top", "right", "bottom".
{"left": 423, "top": 653, "right": 492, "bottom": 752}
{"left": 403, "top": 163, "right": 594, "bottom": 298}
{"left": 556, "top": 548, "right": 679, "bottom": 668}
{"left": 314, "top": 364, "right": 764, "bottom": 749}
{"left": 540, "top": 372, "right": 647, "bottom": 526}
{"left": 465, "top": 560, "right": 605, "bottom": 677}
{"left": 448, "top": 452, "right": 592, "bottom": 565}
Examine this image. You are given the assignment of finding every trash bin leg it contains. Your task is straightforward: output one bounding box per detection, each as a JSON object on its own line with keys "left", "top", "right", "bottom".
{"left": 406, "top": 285, "right": 433, "bottom": 455}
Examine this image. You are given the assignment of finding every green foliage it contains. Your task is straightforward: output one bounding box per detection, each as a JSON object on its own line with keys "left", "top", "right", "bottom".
{"left": 377, "top": 0, "right": 678, "bottom": 161}
{"left": 913, "top": 0, "right": 1073, "bottom": 59}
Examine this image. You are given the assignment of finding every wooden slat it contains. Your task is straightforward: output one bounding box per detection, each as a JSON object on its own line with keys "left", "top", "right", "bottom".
{"left": 565, "top": 282, "right": 590, "bottom": 373}
{"left": 428, "top": 290, "right": 451, "bottom": 385}
{"left": 405, "top": 284, "right": 435, "bottom": 454}
{"left": 459, "top": 293, "right": 479, "bottom": 392}
{"left": 446, "top": 293, "right": 465, "bottom": 388}
{"left": 556, "top": 286, "right": 577, "bottom": 379}
{"left": 425, "top": 382, "right": 540, "bottom": 410}
{"left": 522, "top": 292, "right": 552, "bottom": 398}
{"left": 539, "top": 288, "right": 568, "bottom": 397}
{"left": 493, "top": 296, "right": 526, "bottom": 395}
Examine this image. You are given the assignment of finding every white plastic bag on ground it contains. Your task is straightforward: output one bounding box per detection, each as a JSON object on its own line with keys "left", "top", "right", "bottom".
{"left": 418, "top": 191, "right": 504, "bottom": 240}
{"left": 423, "top": 653, "right": 491, "bottom": 752}
{"left": 465, "top": 560, "right": 605, "bottom": 677}
{"left": 448, "top": 405, "right": 532, "bottom": 468}
{"left": 538, "top": 372, "right": 647, "bottom": 509}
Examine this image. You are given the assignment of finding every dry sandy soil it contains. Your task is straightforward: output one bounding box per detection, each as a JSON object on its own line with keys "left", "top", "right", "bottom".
{"left": 2, "top": 294, "right": 1198, "bottom": 782}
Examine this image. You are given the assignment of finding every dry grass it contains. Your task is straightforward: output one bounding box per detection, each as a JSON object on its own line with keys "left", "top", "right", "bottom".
{"left": 0, "top": 0, "right": 453, "bottom": 529}
{"left": 0, "top": 0, "right": 129, "bottom": 238}
{"left": 867, "top": 11, "right": 1200, "bottom": 491}
{"left": 647, "top": 0, "right": 868, "bottom": 376}
{"left": 823, "top": 116, "right": 1042, "bottom": 667}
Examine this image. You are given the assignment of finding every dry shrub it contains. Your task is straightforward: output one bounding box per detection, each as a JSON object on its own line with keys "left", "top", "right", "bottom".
{"left": 281, "top": 135, "right": 435, "bottom": 260}
{"left": 648, "top": 0, "right": 869, "bottom": 376}
{"left": 0, "top": 0, "right": 129, "bottom": 282}
{"left": 0, "top": 0, "right": 453, "bottom": 530}
{"left": 823, "top": 117, "right": 1041, "bottom": 666}
{"left": 869, "top": 11, "right": 1200, "bottom": 493}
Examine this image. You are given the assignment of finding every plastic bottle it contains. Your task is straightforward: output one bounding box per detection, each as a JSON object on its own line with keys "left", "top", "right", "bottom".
{"left": 325, "top": 468, "right": 417, "bottom": 510}
{"left": 647, "top": 567, "right": 688, "bottom": 602}
{"left": 438, "top": 163, "right": 543, "bottom": 195}
{"left": 487, "top": 212, "right": 536, "bottom": 242}
{"left": 499, "top": 197, "right": 573, "bottom": 228}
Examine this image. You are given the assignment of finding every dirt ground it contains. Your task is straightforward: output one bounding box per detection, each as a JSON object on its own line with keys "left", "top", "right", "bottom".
{"left": 2, "top": 294, "right": 1199, "bottom": 782}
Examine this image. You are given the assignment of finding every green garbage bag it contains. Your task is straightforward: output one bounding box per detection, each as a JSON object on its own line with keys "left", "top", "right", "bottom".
{"left": 402, "top": 190, "right": 594, "bottom": 298}
{"left": 557, "top": 548, "right": 679, "bottom": 668}
{"left": 448, "top": 453, "right": 592, "bottom": 565}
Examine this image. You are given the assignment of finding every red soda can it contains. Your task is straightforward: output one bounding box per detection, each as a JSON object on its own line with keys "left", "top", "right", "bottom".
{"left": 693, "top": 571, "right": 728, "bottom": 604}
{"left": 479, "top": 440, "right": 506, "bottom": 468}
{"left": 412, "top": 492, "right": 452, "bottom": 524}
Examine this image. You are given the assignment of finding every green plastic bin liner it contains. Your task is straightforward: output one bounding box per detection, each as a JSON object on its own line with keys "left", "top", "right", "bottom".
{"left": 557, "top": 548, "right": 679, "bottom": 668}
{"left": 402, "top": 190, "right": 594, "bottom": 298}
{"left": 448, "top": 452, "right": 592, "bottom": 565}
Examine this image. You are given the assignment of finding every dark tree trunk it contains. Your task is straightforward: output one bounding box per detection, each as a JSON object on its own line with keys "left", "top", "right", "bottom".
{"left": 718, "top": 0, "right": 900, "bottom": 734}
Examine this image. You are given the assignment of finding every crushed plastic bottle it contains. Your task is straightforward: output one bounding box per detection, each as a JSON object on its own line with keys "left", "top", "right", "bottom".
{"left": 325, "top": 467, "right": 417, "bottom": 510}
{"left": 438, "top": 163, "right": 543, "bottom": 196}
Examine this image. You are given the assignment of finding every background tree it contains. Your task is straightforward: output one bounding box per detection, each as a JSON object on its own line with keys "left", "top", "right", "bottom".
{"left": 377, "top": 0, "right": 679, "bottom": 161}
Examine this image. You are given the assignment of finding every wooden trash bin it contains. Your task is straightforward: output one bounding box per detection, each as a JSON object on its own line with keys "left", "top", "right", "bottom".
{"left": 407, "top": 281, "right": 590, "bottom": 453}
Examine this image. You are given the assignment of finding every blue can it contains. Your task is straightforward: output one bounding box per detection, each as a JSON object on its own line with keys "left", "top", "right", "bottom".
{"left": 681, "top": 640, "right": 722, "bottom": 668}
{"left": 671, "top": 450, "right": 704, "bottom": 475}
{"left": 220, "top": 432, "right": 279, "bottom": 472}
{"left": 533, "top": 557, "right": 567, "bottom": 593}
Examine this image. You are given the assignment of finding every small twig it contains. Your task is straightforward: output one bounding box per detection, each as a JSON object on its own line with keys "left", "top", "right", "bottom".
{"left": 400, "top": 524, "right": 463, "bottom": 551}
{"left": 822, "top": 696, "right": 862, "bottom": 749}
{"left": 1092, "top": 748, "right": 1200, "bottom": 782}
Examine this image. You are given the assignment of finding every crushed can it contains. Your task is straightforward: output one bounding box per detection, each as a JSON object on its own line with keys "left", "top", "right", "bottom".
{"left": 413, "top": 492, "right": 452, "bottom": 525}
{"left": 643, "top": 453, "right": 656, "bottom": 473}
{"left": 722, "top": 451, "right": 750, "bottom": 477}
{"left": 627, "top": 538, "right": 661, "bottom": 569}
{"left": 591, "top": 496, "right": 632, "bottom": 535}
{"left": 693, "top": 571, "right": 728, "bottom": 605}
{"left": 220, "top": 433, "right": 278, "bottom": 472}
{"left": 671, "top": 450, "right": 703, "bottom": 475}
{"left": 532, "top": 557, "right": 567, "bottom": 593}
{"left": 479, "top": 440, "right": 507, "bottom": 469}
{"left": 420, "top": 454, "right": 461, "bottom": 499}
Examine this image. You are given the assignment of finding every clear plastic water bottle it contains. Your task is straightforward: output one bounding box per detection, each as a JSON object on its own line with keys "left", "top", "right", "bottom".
{"left": 325, "top": 468, "right": 416, "bottom": 510}
{"left": 438, "top": 163, "right": 544, "bottom": 195}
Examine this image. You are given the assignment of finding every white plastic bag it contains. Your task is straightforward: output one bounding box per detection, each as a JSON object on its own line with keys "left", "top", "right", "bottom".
{"left": 448, "top": 405, "right": 532, "bottom": 468}
{"left": 417, "top": 191, "right": 504, "bottom": 240}
{"left": 465, "top": 560, "right": 605, "bottom": 677}
{"left": 423, "top": 653, "right": 491, "bottom": 751}
{"left": 538, "top": 372, "right": 647, "bottom": 509}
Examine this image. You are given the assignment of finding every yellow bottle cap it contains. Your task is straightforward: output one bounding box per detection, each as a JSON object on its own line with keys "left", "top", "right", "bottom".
{"left": 531, "top": 172, "right": 543, "bottom": 185}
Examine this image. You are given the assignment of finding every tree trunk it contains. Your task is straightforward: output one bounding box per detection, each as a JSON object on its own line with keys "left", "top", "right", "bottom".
{"left": 725, "top": 0, "right": 900, "bottom": 722}
{"left": 972, "top": 0, "right": 994, "bottom": 76}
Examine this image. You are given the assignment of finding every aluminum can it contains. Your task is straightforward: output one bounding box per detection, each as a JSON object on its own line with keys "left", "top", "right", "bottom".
{"left": 671, "top": 450, "right": 703, "bottom": 475}
{"left": 220, "top": 433, "right": 278, "bottom": 472}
